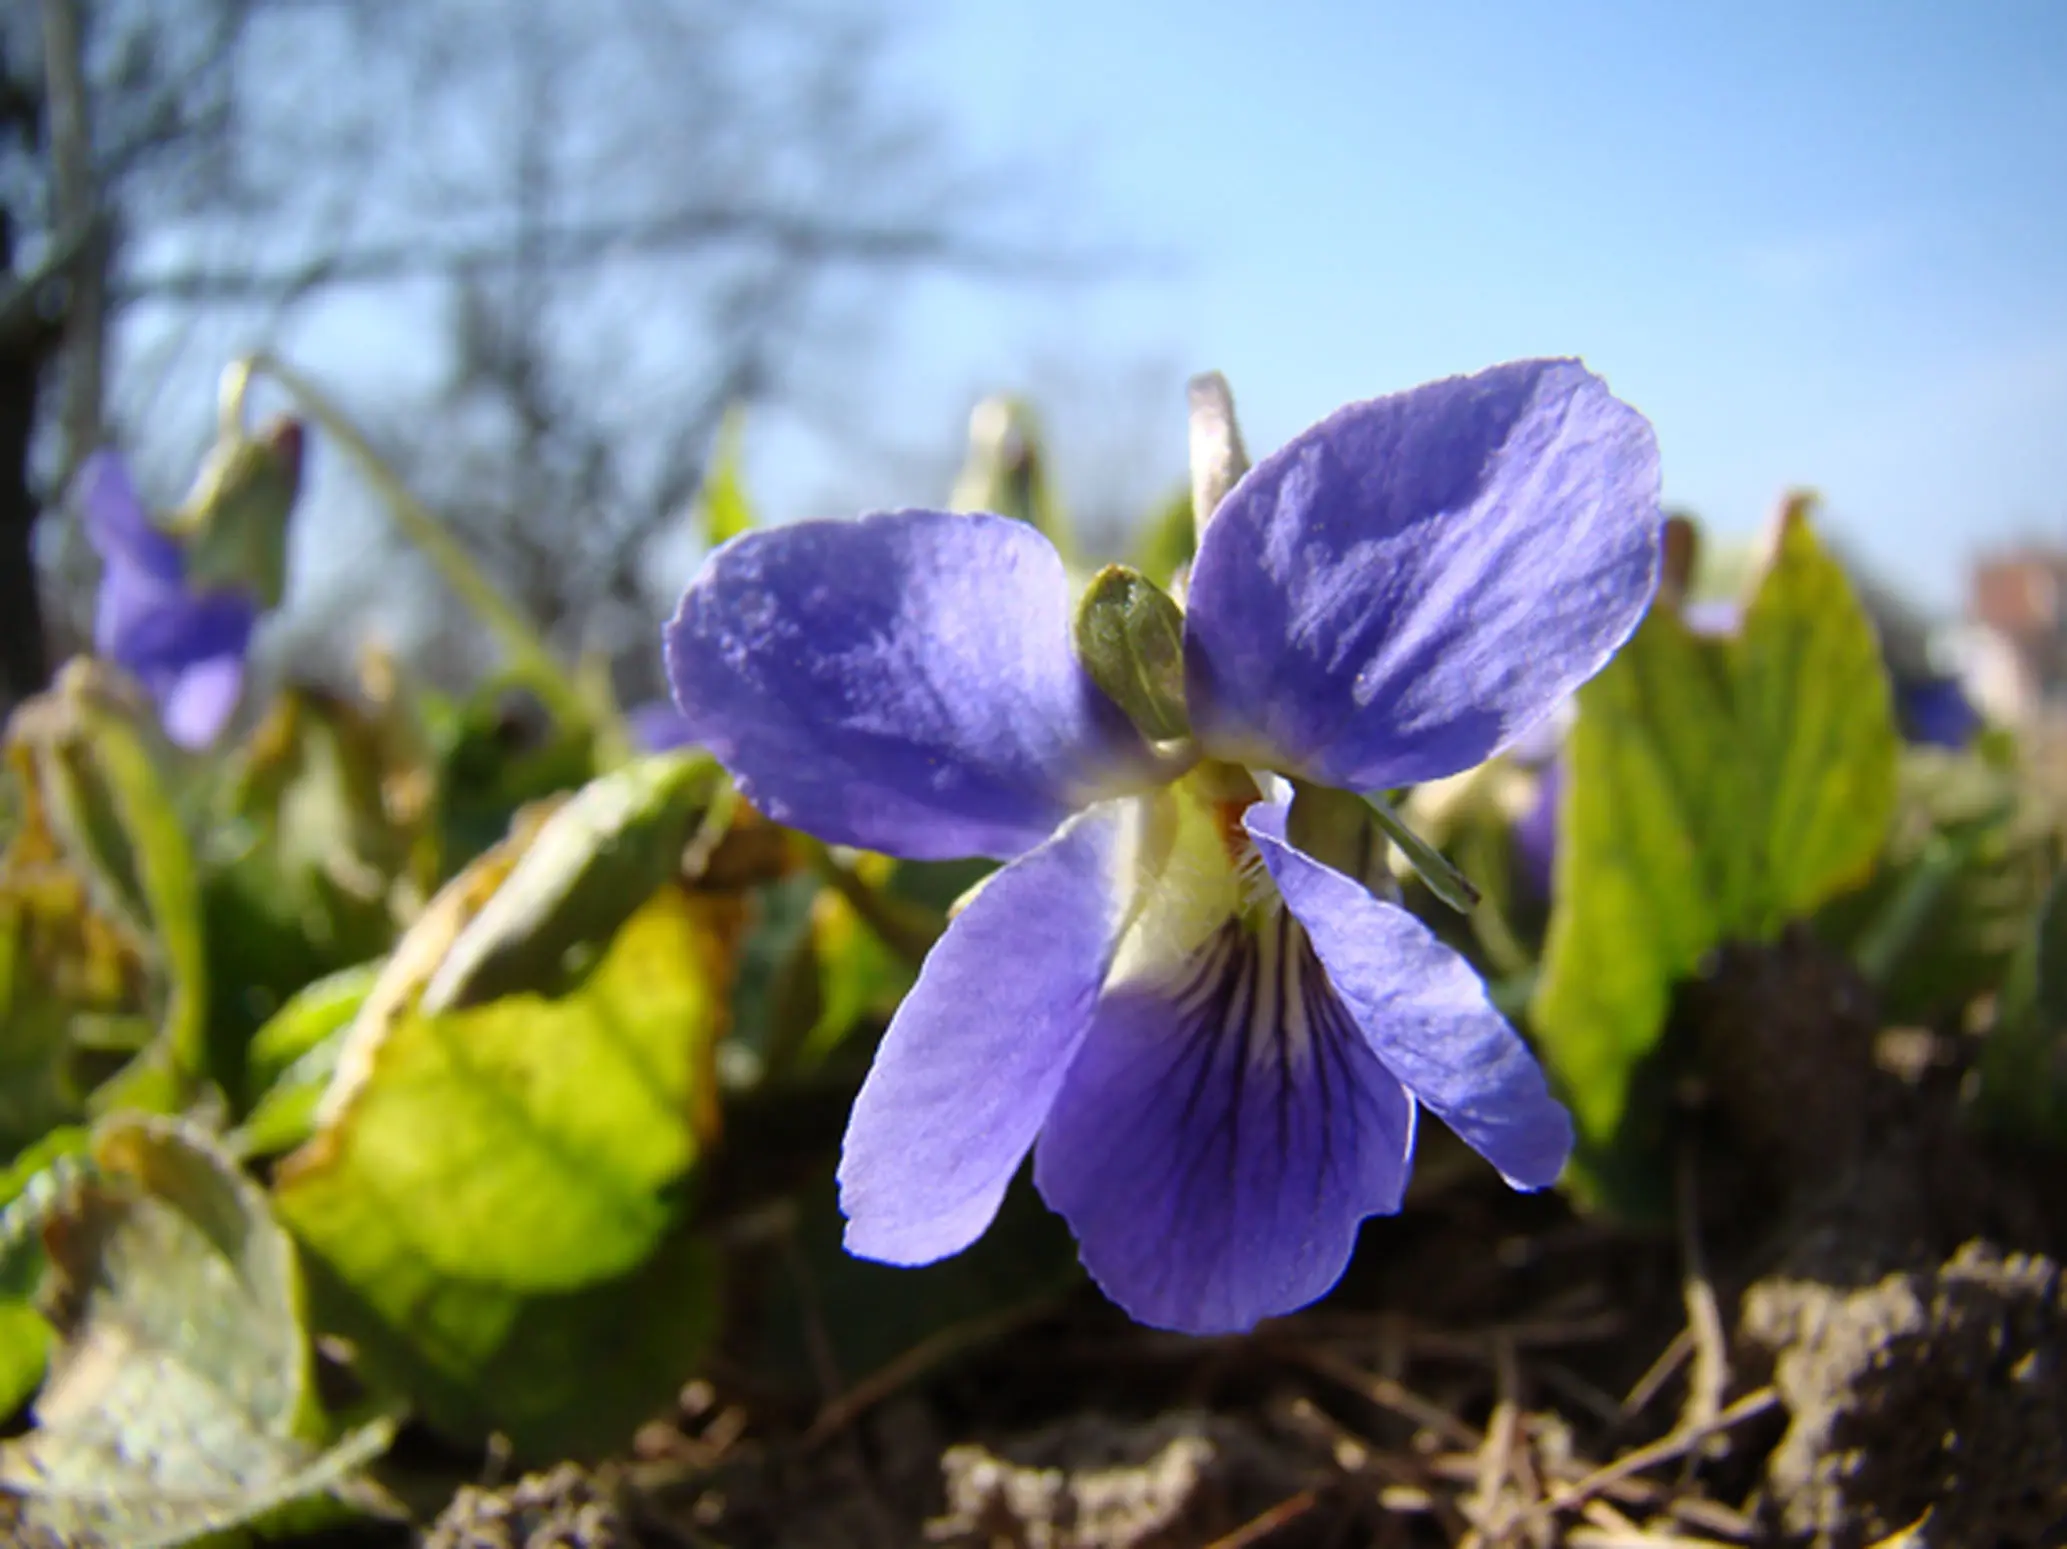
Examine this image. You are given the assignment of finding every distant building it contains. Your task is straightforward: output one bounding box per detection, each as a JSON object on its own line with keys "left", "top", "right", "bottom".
{"left": 1963, "top": 549, "right": 2067, "bottom": 720}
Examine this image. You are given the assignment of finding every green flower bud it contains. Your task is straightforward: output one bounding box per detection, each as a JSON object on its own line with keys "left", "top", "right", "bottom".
{"left": 1073, "top": 564, "right": 1190, "bottom": 744}
{"left": 164, "top": 416, "right": 305, "bottom": 609}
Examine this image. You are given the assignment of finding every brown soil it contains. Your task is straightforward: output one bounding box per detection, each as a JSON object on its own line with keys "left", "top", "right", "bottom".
{"left": 387, "top": 930, "right": 2067, "bottom": 1548}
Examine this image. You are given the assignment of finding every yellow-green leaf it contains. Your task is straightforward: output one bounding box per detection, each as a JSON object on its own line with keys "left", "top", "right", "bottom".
{"left": 0, "top": 1116, "right": 393, "bottom": 1548}
{"left": 233, "top": 963, "right": 382, "bottom": 1160}
{"left": 1532, "top": 610, "right": 1730, "bottom": 1170}
{"left": 418, "top": 753, "right": 715, "bottom": 1014}
{"left": 1731, "top": 501, "right": 1900, "bottom": 931}
{"left": 276, "top": 886, "right": 729, "bottom": 1293}
{"left": 697, "top": 405, "right": 756, "bottom": 549}
{"left": 1, "top": 669, "right": 206, "bottom": 1150}
{"left": 1531, "top": 507, "right": 1901, "bottom": 1212}
{"left": 272, "top": 885, "right": 732, "bottom": 1455}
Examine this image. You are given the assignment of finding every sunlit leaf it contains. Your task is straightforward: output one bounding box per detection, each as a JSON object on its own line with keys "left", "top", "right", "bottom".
{"left": 1532, "top": 610, "right": 1730, "bottom": 1190}
{"left": 0, "top": 1116, "right": 393, "bottom": 1548}
{"left": 0, "top": 1130, "right": 92, "bottom": 1421}
{"left": 1731, "top": 499, "right": 1900, "bottom": 931}
{"left": 1532, "top": 508, "right": 1900, "bottom": 1210}
{"left": 272, "top": 879, "right": 734, "bottom": 1453}
{"left": 233, "top": 963, "right": 382, "bottom": 1160}
{"left": 418, "top": 753, "right": 715, "bottom": 1013}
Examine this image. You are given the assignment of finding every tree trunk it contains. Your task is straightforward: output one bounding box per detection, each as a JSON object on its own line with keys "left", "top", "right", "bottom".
{"left": 0, "top": 213, "right": 59, "bottom": 716}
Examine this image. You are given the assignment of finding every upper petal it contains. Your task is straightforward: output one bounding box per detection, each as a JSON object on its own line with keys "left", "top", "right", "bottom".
{"left": 1184, "top": 359, "right": 1661, "bottom": 789}
{"left": 75, "top": 450, "right": 183, "bottom": 582}
{"left": 1033, "top": 907, "right": 1416, "bottom": 1334}
{"left": 665, "top": 510, "right": 1161, "bottom": 861}
{"left": 838, "top": 799, "right": 1137, "bottom": 1265}
{"left": 1248, "top": 801, "right": 1573, "bottom": 1188}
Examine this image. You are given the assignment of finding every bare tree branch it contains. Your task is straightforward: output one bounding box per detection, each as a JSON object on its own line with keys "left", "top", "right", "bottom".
{"left": 41, "top": 0, "right": 109, "bottom": 475}
{"left": 118, "top": 211, "right": 1110, "bottom": 305}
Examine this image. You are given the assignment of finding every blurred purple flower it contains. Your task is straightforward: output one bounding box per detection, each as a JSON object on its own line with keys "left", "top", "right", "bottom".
{"left": 75, "top": 450, "right": 259, "bottom": 749}
{"left": 665, "top": 360, "right": 1662, "bottom": 1332}
{"left": 1895, "top": 677, "right": 1980, "bottom": 751}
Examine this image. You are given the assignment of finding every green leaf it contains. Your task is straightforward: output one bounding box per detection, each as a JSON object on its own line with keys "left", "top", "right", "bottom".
{"left": 25, "top": 670, "right": 209, "bottom": 1083}
{"left": 0, "top": 669, "right": 208, "bottom": 1151}
{"left": 1531, "top": 610, "right": 1730, "bottom": 1183}
{"left": 431, "top": 684, "right": 601, "bottom": 870}
{"left": 0, "top": 1129, "right": 92, "bottom": 1421}
{"left": 1531, "top": 508, "right": 1900, "bottom": 1210}
{"left": 0, "top": 1291, "right": 46, "bottom": 1427}
{"left": 1821, "top": 747, "right": 2055, "bottom": 1021}
{"left": 233, "top": 963, "right": 381, "bottom": 1161}
{"left": 272, "top": 887, "right": 732, "bottom": 1452}
{"left": 418, "top": 753, "right": 716, "bottom": 1013}
{"left": 1976, "top": 868, "right": 2067, "bottom": 1143}
{"left": 2038, "top": 869, "right": 2067, "bottom": 1031}
{"left": 245, "top": 963, "right": 382, "bottom": 1099}
{"left": 696, "top": 405, "right": 756, "bottom": 548}
{"left": 0, "top": 1115, "right": 393, "bottom": 1549}
{"left": 298, "top": 1216, "right": 718, "bottom": 1463}
{"left": 805, "top": 886, "right": 915, "bottom": 1067}
{"left": 204, "top": 688, "right": 429, "bottom": 1053}
{"left": 1731, "top": 502, "right": 1900, "bottom": 931}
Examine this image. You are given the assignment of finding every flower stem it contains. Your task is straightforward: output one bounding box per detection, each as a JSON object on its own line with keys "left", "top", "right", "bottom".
{"left": 1362, "top": 789, "right": 1482, "bottom": 914}
{"left": 224, "top": 353, "right": 603, "bottom": 741}
{"left": 801, "top": 840, "right": 944, "bottom": 967}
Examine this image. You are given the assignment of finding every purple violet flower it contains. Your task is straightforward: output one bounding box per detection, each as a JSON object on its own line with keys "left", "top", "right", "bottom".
{"left": 75, "top": 449, "right": 261, "bottom": 749}
{"left": 664, "top": 359, "right": 1662, "bottom": 1333}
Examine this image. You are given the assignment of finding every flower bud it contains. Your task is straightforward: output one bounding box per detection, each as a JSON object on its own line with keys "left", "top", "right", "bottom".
{"left": 950, "top": 395, "right": 1071, "bottom": 556}
{"left": 165, "top": 415, "right": 305, "bottom": 609}
{"left": 1073, "top": 563, "right": 1190, "bottom": 743}
{"left": 1186, "top": 371, "right": 1249, "bottom": 541}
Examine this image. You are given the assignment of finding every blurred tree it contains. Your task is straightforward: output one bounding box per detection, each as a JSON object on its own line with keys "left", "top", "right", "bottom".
{"left": 4, "top": 0, "right": 1079, "bottom": 714}
{"left": 4, "top": 0, "right": 267, "bottom": 715}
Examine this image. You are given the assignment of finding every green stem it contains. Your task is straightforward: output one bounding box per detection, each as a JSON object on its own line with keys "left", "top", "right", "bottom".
{"left": 1362, "top": 789, "right": 1482, "bottom": 914}
{"left": 226, "top": 353, "right": 600, "bottom": 739}
{"left": 801, "top": 840, "right": 944, "bottom": 968}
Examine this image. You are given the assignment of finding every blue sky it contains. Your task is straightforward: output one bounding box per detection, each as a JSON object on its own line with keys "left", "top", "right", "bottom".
{"left": 834, "top": 0, "right": 2067, "bottom": 611}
